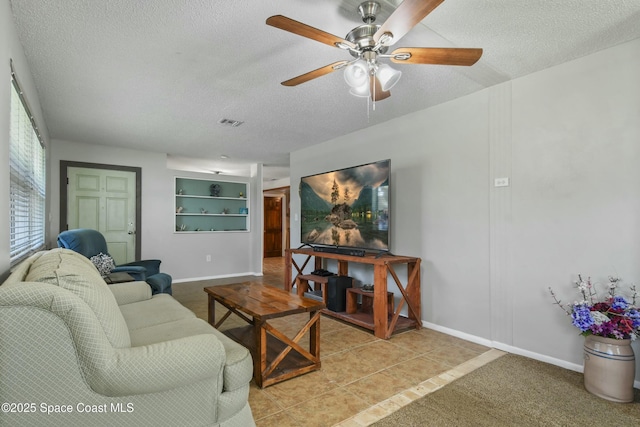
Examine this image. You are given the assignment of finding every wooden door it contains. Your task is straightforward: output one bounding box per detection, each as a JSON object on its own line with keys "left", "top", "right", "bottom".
{"left": 66, "top": 166, "right": 137, "bottom": 264}
{"left": 264, "top": 196, "right": 283, "bottom": 258}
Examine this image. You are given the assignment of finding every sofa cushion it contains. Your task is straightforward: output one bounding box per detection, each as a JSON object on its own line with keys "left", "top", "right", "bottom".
{"left": 25, "top": 248, "right": 131, "bottom": 348}
{"left": 109, "top": 281, "right": 152, "bottom": 306}
{"left": 129, "top": 317, "right": 253, "bottom": 392}
{"left": 119, "top": 294, "right": 196, "bottom": 330}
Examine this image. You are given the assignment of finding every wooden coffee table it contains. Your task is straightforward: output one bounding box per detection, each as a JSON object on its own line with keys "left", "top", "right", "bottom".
{"left": 204, "top": 282, "right": 325, "bottom": 388}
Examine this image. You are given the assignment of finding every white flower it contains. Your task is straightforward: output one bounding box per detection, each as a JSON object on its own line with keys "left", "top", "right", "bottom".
{"left": 591, "top": 311, "right": 609, "bottom": 325}
{"left": 577, "top": 281, "right": 589, "bottom": 292}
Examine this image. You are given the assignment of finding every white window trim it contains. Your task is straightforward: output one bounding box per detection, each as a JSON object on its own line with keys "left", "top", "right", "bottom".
{"left": 9, "top": 59, "right": 47, "bottom": 266}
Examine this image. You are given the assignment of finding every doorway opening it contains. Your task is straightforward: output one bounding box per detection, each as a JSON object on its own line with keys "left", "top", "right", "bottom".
{"left": 263, "top": 186, "right": 290, "bottom": 273}
{"left": 60, "top": 160, "right": 142, "bottom": 261}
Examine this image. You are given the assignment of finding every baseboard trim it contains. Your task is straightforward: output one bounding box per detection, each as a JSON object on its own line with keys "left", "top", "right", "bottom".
{"left": 422, "top": 321, "right": 640, "bottom": 389}
{"left": 422, "top": 321, "right": 493, "bottom": 348}
{"left": 172, "top": 271, "right": 261, "bottom": 284}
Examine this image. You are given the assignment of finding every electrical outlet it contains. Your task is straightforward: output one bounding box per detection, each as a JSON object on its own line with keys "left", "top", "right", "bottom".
{"left": 206, "top": 255, "right": 211, "bottom": 262}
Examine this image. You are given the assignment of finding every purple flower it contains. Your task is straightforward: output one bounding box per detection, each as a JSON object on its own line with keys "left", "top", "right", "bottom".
{"left": 590, "top": 321, "right": 614, "bottom": 337}
{"left": 571, "top": 304, "right": 593, "bottom": 332}
{"left": 628, "top": 309, "right": 640, "bottom": 328}
{"left": 611, "top": 296, "right": 629, "bottom": 310}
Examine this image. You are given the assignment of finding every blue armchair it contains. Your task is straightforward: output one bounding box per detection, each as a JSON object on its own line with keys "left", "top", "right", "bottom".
{"left": 57, "top": 228, "right": 172, "bottom": 295}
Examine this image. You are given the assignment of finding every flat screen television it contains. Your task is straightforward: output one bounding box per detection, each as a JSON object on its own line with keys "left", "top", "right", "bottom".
{"left": 300, "top": 159, "right": 390, "bottom": 254}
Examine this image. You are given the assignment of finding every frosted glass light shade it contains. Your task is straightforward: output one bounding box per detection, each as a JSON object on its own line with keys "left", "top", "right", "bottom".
{"left": 344, "top": 60, "right": 369, "bottom": 88}
{"left": 376, "top": 63, "right": 401, "bottom": 91}
{"left": 349, "top": 81, "right": 370, "bottom": 97}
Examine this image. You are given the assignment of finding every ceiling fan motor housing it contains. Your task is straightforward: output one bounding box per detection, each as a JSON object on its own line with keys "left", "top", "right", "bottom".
{"left": 346, "top": 25, "right": 389, "bottom": 57}
{"left": 346, "top": 2, "right": 388, "bottom": 58}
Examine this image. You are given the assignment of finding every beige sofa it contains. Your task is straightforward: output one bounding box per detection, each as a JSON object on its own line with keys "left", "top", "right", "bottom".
{"left": 0, "top": 248, "right": 255, "bottom": 427}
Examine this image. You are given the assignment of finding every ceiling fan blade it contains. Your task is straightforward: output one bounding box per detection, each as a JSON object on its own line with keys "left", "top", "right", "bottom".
{"left": 374, "top": 0, "right": 444, "bottom": 45}
{"left": 390, "top": 47, "right": 483, "bottom": 66}
{"left": 266, "top": 15, "right": 356, "bottom": 50}
{"left": 281, "top": 61, "right": 348, "bottom": 86}
{"left": 370, "top": 76, "right": 391, "bottom": 101}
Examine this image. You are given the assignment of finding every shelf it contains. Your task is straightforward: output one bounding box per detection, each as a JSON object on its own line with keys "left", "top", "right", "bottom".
{"left": 321, "top": 310, "right": 418, "bottom": 333}
{"left": 175, "top": 230, "right": 248, "bottom": 233}
{"left": 175, "top": 176, "right": 249, "bottom": 233}
{"left": 176, "top": 195, "right": 247, "bottom": 201}
{"left": 176, "top": 213, "right": 248, "bottom": 217}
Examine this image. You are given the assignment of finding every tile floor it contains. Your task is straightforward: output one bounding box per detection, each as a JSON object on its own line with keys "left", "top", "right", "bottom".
{"left": 172, "top": 257, "right": 502, "bottom": 427}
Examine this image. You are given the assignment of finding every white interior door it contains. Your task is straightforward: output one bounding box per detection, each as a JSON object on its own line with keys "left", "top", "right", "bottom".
{"left": 67, "top": 167, "right": 136, "bottom": 264}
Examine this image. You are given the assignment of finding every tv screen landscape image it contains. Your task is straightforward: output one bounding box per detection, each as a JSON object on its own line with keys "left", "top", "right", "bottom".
{"left": 300, "top": 159, "right": 390, "bottom": 253}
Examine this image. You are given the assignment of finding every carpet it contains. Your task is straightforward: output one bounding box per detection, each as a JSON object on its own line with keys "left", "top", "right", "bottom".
{"left": 372, "top": 354, "right": 640, "bottom": 426}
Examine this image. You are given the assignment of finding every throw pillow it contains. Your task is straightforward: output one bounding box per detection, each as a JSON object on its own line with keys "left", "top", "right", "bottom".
{"left": 90, "top": 253, "right": 115, "bottom": 277}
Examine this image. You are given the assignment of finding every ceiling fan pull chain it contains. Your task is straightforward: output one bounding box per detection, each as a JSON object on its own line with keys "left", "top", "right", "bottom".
{"left": 372, "top": 70, "right": 377, "bottom": 111}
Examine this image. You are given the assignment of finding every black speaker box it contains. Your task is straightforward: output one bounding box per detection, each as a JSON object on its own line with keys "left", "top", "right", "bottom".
{"left": 326, "top": 275, "right": 352, "bottom": 312}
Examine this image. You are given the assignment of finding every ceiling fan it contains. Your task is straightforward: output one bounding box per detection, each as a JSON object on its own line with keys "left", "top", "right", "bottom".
{"left": 266, "top": 0, "right": 482, "bottom": 102}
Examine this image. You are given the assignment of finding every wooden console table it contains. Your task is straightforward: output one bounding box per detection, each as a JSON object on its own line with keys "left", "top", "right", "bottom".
{"left": 285, "top": 248, "right": 421, "bottom": 339}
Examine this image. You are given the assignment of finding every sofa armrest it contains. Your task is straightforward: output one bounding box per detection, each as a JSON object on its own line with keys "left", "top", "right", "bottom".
{"left": 91, "top": 334, "right": 226, "bottom": 397}
{"left": 109, "top": 281, "right": 152, "bottom": 305}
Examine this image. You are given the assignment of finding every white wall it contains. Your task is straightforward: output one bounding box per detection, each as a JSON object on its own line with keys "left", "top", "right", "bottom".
{"left": 0, "top": 1, "right": 50, "bottom": 278}
{"left": 2, "top": 0, "right": 261, "bottom": 283}
{"left": 264, "top": 177, "right": 290, "bottom": 190}
{"left": 290, "top": 38, "right": 640, "bottom": 381}
{"left": 50, "top": 139, "right": 262, "bottom": 281}
{"left": 509, "top": 40, "right": 640, "bottom": 362}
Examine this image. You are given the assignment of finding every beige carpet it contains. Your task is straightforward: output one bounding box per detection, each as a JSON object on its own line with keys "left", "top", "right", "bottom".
{"left": 372, "top": 354, "right": 640, "bottom": 427}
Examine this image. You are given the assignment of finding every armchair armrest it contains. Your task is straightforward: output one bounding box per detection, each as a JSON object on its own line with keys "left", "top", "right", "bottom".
{"left": 90, "top": 334, "right": 226, "bottom": 397}
{"left": 109, "top": 281, "right": 152, "bottom": 305}
{"left": 111, "top": 265, "right": 147, "bottom": 281}
{"left": 119, "top": 259, "right": 161, "bottom": 276}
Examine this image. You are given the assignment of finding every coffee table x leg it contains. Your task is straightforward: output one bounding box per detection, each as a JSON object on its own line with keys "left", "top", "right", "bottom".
{"left": 254, "top": 311, "right": 322, "bottom": 388}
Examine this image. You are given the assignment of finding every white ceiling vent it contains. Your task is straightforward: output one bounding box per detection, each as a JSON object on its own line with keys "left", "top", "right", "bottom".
{"left": 219, "top": 118, "right": 244, "bottom": 127}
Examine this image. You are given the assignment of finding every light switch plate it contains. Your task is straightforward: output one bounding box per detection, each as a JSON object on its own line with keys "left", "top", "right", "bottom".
{"left": 494, "top": 177, "right": 510, "bottom": 187}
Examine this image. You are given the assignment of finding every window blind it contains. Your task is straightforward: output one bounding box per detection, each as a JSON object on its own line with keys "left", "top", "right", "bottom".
{"left": 9, "top": 66, "right": 46, "bottom": 266}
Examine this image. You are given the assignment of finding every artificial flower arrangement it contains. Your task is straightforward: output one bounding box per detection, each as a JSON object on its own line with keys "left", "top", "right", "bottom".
{"left": 549, "top": 275, "right": 640, "bottom": 340}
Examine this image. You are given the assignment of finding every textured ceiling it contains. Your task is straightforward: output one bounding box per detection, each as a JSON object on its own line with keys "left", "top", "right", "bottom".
{"left": 9, "top": 0, "right": 640, "bottom": 180}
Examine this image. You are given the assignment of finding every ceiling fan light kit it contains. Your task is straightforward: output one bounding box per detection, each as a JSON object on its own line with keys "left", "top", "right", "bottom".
{"left": 349, "top": 84, "right": 371, "bottom": 98}
{"left": 344, "top": 60, "right": 369, "bottom": 88}
{"left": 376, "top": 63, "right": 402, "bottom": 91}
{"left": 266, "top": 0, "right": 482, "bottom": 106}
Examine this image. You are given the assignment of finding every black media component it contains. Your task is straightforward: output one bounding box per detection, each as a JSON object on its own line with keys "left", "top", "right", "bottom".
{"left": 326, "top": 276, "right": 353, "bottom": 312}
{"left": 311, "top": 269, "right": 334, "bottom": 276}
{"left": 313, "top": 246, "right": 366, "bottom": 257}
